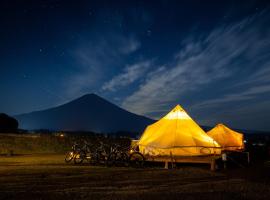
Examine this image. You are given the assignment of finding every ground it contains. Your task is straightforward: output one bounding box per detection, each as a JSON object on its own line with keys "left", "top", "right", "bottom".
{"left": 0, "top": 154, "right": 269, "bottom": 200}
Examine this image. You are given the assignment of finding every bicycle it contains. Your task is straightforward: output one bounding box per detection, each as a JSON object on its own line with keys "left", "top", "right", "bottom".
{"left": 128, "top": 145, "right": 145, "bottom": 168}
{"left": 90, "top": 141, "right": 111, "bottom": 165}
{"left": 65, "top": 142, "right": 80, "bottom": 163}
{"left": 106, "top": 144, "right": 129, "bottom": 167}
{"left": 73, "top": 140, "right": 93, "bottom": 164}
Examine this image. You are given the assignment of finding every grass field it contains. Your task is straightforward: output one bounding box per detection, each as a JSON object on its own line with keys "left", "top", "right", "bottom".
{"left": 0, "top": 154, "right": 269, "bottom": 200}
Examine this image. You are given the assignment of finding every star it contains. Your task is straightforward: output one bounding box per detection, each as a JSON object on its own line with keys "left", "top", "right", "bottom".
{"left": 22, "top": 74, "right": 30, "bottom": 79}
{"left": 147, "top": 30, "right": 152, "bottom": 36}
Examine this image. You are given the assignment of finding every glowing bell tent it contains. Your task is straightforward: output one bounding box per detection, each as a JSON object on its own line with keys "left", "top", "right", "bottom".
{"left": 207, "top": 124, "right": 244, "bottom": 151}
{"left": 138, "top": 105, "right": 221, "bottom": 156}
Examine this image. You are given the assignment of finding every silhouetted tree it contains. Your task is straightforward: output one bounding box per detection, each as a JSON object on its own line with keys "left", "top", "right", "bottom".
{"left": 0, "top": 113, "right": 19, "bottom": 133}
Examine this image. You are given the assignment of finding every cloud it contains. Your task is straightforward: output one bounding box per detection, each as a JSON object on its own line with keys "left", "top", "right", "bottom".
{"left": 118, "top": 37, "right": 141, "bottom": 54}
{"left": 197, "top": 100, "right": 270, "bottom": 131}
{"left": 102, "top": 61, "right": 152, "bottom": 91}
{"left": 233, "top": 60, "right": 270, "bottom": 88}
{"left": 122, "top": 11, "right": 270, "bottom": 118}
{"left": 65, "top": 35, "right": 141, "bottom": 98}
{"left": 192, "top": 85, "right": 270, "bottom": 109}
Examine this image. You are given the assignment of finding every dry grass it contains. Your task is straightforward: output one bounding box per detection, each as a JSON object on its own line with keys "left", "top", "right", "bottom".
{"left": 0, "top": 154, "right": 269, "bottom": 200}
{"left": 0, "top": 134, "right": 71, "bottom": 154}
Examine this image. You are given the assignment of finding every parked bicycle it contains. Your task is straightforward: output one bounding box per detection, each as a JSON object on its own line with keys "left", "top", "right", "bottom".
{"left": 92, "top": 141, "right": 111, "bottom": 165}
{"left": 107, "top": 143, "right": 145, "bottom": 167}
{"left": 65, "top": 139, "right": 145, "bottom": 168}
{"left": 106, "top": 144, "right": 129, "bottom": 167}
{"left": 128, "top": 145, "right": 145, "bottom": 168}
{"left": 65, "top": 142, "right": 81, "bottom": 163}
{"left": 73, "top": 140, "right": 95, "bottom": 164}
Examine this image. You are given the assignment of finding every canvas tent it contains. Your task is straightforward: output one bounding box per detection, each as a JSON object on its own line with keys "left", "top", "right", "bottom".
{"left": 138, "top": 105, "right": 221, "bottom": 156}
{"left": 207, "top": 124, "right": 244, "bottom": 151}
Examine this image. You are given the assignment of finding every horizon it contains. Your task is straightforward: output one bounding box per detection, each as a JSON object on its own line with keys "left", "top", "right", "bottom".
{"left": 13, "top": 93, "right": 269, "bottom": 132}
{"left": 1, "top": 0, "right": 270, "bottom": 131}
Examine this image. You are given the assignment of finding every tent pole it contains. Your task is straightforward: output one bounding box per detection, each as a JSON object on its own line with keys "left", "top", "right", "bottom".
{"left": 164, "top": 161, "right": 168, "bottom": 169}
{"left": 211, "top": 158, "right": 216, "bottom": 171}
{"left": 170, "top": 151, "right": 175, "bottom": 168}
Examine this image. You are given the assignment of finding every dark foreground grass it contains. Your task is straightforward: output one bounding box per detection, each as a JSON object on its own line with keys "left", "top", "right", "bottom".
{"left": 0, "top": 154, "right": 269, "bottom": 200}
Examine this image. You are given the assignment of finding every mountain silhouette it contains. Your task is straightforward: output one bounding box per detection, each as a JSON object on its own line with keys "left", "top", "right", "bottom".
{"left": 15, "top": 94, "right": 154, "bottom": 133}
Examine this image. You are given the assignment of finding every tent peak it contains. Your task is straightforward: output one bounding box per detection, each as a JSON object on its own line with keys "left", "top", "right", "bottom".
{"left": 217, "top": 123, "right": 225, "bottom": 127}
{"left": 173, "top": 104, "right": 184, "bottom": 111}
{"left": 216, "top": 123, "right": 231, "bottom": 130}
{"left": 165, "top": 105, "right": 191, "bottom": 120}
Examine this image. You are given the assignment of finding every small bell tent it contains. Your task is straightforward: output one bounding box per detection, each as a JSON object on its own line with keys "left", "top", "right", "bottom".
{"left": 207, "top": 124, "right": 244, "bottom": 151}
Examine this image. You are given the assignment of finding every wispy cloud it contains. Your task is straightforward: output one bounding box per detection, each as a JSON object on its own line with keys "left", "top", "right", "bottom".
{"left": 65, "top": 35, "right": 141, "bottom": 98}
{"left": 118, "top": 37, "right": 141, "bottom": 54}
{"left": 196, "top": 100, "right": 270, "bottom": 131}
{"left": 122, "top": 11, "right": 270, "bottom": 119}
{"left": 192, "top": 85, "right": 270, "bottom": 109}
{"left": 102, "top": 60, "right": 152, "bottom": 91}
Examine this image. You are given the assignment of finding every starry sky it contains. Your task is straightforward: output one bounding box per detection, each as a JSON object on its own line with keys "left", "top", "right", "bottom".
{"left": 1, "top": 0, "right": 270, "bottom": 131}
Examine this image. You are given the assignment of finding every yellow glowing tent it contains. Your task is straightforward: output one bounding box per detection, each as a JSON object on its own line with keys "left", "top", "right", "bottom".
{"left": 207, "top": 124, "right": 244, "bottom": 151}
{"left": 138, "top": 105, "right": 221, "bottom": 156}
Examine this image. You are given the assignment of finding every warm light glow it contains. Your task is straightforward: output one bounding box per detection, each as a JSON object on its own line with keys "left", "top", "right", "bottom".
{"left": 164, "top": 109, "right": 191, "bottom": 120}
{"left": 207, "top": 124, "right": 244, "bottom": 151}
{"left": 138, "top": 104, "right": 221, "bottom": 156}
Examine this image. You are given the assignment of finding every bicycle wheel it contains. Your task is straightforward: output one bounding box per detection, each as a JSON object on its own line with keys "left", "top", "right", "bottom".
{"left": 74, "top": 151, "right": 84, "bottom": 164}
{"left": 65, "top": 151, "right": 74, "bottom": 163}
{"left": 106, "top": 152, "right": 117, "bottom": 167}
{"left": 129, "top": 152, "right": 145, "bottom": 168}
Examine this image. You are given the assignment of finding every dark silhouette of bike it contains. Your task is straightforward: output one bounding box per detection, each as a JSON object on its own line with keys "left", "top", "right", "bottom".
{"left": 65, "top": 142, "right": 80, "bottom": 163}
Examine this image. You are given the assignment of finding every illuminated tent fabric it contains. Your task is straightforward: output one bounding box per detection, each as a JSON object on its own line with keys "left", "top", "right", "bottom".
{"left": 207, "top": 124, "right": 244, "bottom": 151}
{"left": 138, "top": 105, "right": 221, "bottom": 156}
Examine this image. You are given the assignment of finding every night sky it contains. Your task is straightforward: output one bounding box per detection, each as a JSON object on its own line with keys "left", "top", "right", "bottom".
{"left": 1, "top": 0, "right": 270, "bottom": 131}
